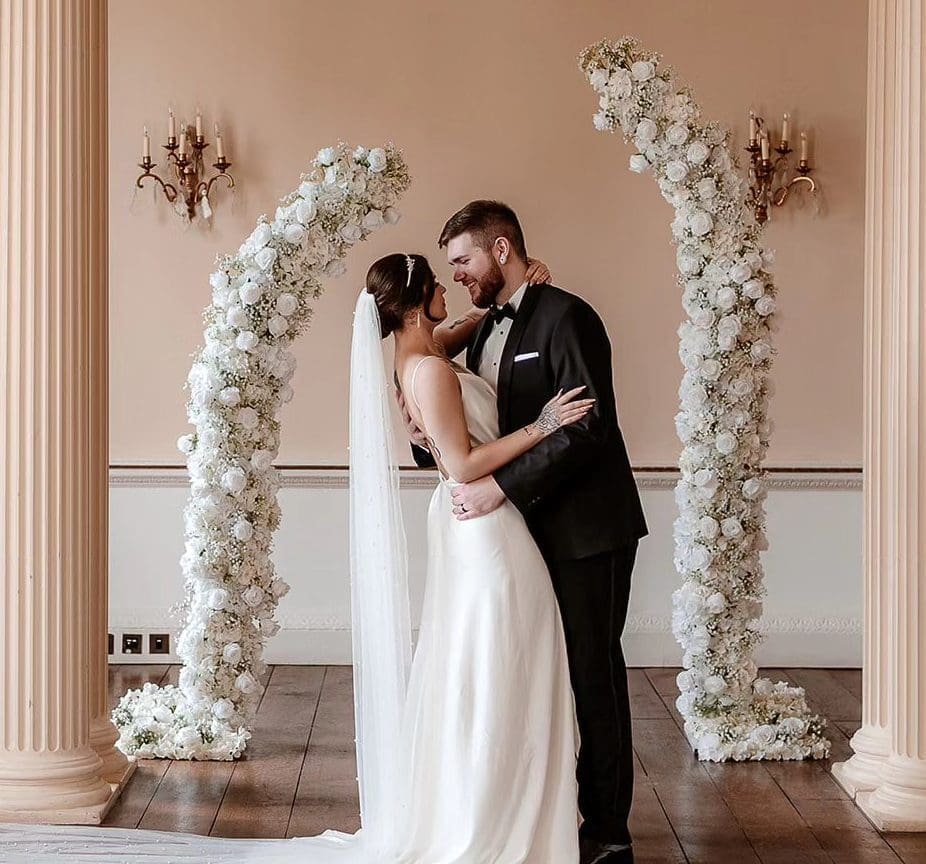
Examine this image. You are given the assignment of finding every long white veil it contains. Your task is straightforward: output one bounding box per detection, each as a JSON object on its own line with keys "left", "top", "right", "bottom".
{"left": 347, "top": 289, "right": 414, "bottom": 849}
{"left": 0, "top": 290, "right": 413, "bottom": 863}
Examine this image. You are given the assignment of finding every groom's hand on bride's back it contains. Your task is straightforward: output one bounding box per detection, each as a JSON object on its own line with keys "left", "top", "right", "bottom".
{"left": 396, "top": 389, "right": 429, "bottom": 449}
{"left": 451, "top": 476, "right": 507, "bottom": 521}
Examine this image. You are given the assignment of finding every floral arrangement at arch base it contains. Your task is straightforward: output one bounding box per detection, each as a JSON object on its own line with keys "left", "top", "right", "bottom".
{"left": 579, "top": 38, "right": 830, "bottom": 761}
{"left": 112, "top": 143, "right": 410, "bottom": 760}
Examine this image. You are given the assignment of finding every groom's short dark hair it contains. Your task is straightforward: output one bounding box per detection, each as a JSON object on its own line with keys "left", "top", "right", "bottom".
{"left": 438, "top": 200, "right": 528, "bottom": 262}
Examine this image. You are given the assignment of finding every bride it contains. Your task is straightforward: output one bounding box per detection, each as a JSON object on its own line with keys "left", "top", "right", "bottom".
{"left": 0, "top": 254, "right": 592, "bottom": 863}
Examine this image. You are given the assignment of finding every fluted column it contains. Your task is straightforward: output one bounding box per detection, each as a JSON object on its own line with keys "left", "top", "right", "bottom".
{"left": 856, "top": 0, "right": 926, "bottom": 832}
{"left": 831, "top": 0, "right": 895, "bottom": 797}
{"left": 0, "top": 0, "right": 117, "bottom": 822}
{"left": 82, "top": 0, "right": 129, "bottom": 786}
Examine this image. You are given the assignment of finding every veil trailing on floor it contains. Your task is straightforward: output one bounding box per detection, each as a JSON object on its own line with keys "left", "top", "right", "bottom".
{"left": 0, "top": 290, "right": 413, "bottom": 863}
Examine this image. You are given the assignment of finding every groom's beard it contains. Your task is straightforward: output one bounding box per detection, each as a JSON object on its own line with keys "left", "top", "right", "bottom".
{"left": 468, "top": 260, "right": 505, "bottom": 309}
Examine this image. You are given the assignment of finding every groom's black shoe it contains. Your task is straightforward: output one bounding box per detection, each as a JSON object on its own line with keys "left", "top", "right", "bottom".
{"left": 580, "top": 837, "right": 634, "bottom": 864}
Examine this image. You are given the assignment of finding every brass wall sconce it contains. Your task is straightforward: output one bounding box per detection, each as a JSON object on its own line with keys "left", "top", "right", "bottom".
{"left": 745, "top": 111, "right": 817, "bottom": 225}
{"left": 136, "top": 109, "right": 235, "bottom": 222}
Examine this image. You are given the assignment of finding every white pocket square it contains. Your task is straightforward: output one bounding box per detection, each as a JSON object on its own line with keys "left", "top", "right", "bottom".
{"left": 514, "top": 351, "right": 539, "bottom": 362}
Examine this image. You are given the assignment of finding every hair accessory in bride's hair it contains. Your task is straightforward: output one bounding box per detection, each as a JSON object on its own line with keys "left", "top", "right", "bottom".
{"left": 405, "top": 254, "right": 415, "bottom": 288}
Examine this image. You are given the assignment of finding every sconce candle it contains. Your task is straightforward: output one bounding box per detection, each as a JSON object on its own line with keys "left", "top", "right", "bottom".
{"left": 744, "top": 110, "right": 818, "bottom": 224}
{"left": 137, "top": 109, "right": 235, "bottom": 222}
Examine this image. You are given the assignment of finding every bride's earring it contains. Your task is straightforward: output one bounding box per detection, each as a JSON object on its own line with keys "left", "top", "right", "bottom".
{"left": 500, "top": 254, "right": 507, "bottom": 264}
{"left": 417, "top": 310, "right": 421, "bottom": 328}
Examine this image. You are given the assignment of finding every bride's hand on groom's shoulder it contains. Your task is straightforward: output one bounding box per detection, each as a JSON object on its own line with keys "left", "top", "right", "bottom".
{"left": 451, "top": 476, "right": 506, "bottom": 521}
{"left": 525, "top": 258, "right": 551, "bottom": 286}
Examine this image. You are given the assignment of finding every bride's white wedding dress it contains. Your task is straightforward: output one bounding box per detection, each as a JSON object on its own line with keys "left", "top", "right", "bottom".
{"left": 0, "top": 360, "right": 580, "bottom": 864}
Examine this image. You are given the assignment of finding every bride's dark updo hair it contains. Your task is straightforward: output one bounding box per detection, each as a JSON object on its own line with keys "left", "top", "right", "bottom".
{"left": 366, "top": 253, "right": 440, "bottom": 338}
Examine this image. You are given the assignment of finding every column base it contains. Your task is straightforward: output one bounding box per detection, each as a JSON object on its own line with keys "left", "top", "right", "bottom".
{"left": 90, "top": 715, "right": 131, "bottom": 782}
{"left": 832, "top": 723, "right": 890, "bottom": 797}
{"left": 0, "top": 748, "right": 114, "bottom": 821}
{"left": 857, "top": 755, "right": 926, "bottom": 832}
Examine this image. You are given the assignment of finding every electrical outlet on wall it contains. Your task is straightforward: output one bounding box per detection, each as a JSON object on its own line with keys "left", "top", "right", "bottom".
{"left": 109, "top": 628, "right": 178, "bottom": 664}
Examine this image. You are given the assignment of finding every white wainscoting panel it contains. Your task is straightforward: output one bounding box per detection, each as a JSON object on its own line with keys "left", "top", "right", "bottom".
{"left": 109, "top": 468, "right": 862, "bottom": 667}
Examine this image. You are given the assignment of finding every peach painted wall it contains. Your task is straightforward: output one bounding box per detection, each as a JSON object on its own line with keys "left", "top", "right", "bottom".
{"left": 109, "top": 0, "right": 866, "bottom": 468}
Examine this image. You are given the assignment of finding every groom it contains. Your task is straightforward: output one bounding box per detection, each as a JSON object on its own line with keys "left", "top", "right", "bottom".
{"left": 410, "top": 200, "right": 648, "bottom": 864}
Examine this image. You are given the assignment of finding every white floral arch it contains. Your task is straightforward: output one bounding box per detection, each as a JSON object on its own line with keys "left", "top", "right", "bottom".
{"left": 114, "top": 144, "right": 410, "bottom": 759}
{"left": 580, "top": 38, "right": 829, "bottom": 761}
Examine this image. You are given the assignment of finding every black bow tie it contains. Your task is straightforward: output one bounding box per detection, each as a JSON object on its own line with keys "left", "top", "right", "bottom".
{"left": 489, "top": 303, "right": 516, "bottom": 325}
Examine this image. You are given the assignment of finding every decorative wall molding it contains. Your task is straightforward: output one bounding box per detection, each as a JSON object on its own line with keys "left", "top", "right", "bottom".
{"left": 109, "top": 465, "right": 862, "bottom": 491}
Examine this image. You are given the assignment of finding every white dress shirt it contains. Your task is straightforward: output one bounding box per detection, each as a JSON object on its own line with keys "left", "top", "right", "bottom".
{"left": 477, "top": 281, "right": 528, "bottom": 391}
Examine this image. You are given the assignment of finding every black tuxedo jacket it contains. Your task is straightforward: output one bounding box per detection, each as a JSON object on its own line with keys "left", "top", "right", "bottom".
{"left": 415, "top": 283, "right": 648, "bottom": 561}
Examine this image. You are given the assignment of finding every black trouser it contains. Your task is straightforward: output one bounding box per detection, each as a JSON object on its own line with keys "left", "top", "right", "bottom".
{"left": 545, "top": 542, "right": 637, "bottom": 848}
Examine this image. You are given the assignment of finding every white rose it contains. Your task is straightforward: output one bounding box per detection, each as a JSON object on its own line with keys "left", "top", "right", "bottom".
{"left": 367, "top": 147, "right": 388, "bottom": 172}
{"left": 754, "top": 678, "right": 774, "bottom": 697}
{"left": 715, "top": 431, "right": 738, "bottom": 455}
{"left": 325, "top": 259, "right": 347, "bottom": 278}
{"left": 298, "top": 180, "right": 319, "bottom": 199}
{"left": 383, "top": 207, "right": 401, "bottom": 225}
{"left": 781, "top": 717, "right": 807, "bottom": 736}
{"left": 700, "top": 359, "right": 722, "bottom": 380}
{"left": 751, "top": 340, "right": 772, "bottom": 362}
{"left": 275, "top": 293, "right": 298, "bottom": 316}
{"left": 242, "top": 585, "right": 264, "bottom": 608}
{"left": 283, "top": 223, "right": 305, "bottom": 245}
{"left": 237, "top": 407, "right": 259, "bottom": 430}
{"left": 279, "top": 383, "right": 294, "bottom": 403}
{"left": 226, "top": 306, "right": 249, "bottom": 330}
{"left": 177, "top": 434, "right": 196, "bottom": 455}
{"left": 593, "top": 111, "right": 611, "bottom": 132}
{"left": 699, "top": 732, "right": 723, "bottom": 754}
{"left": 212, "top": 698, "right": 236, "bottom": 720}
{"left": 340, "top": 223, "right": 363, "bottom": 244}
{"left": 250, "top": 449, "right": 273, "bottom": 471}
{"left": 176, "top": 727, "right": 201, "bottom": 749}
{"left": 352, "top": 145, "right": 368, "bottom": 161}
{"left": 706, "top": 592, "right": 727, "bottom": 613}
{"left": 249, "top": 223, "right": 272, "bottom": 250}
{"left": 704, "top": 675, "right": 727, "bottom": 695}
{"left": 217, "top": 387, "right": 241, "bottom": 408}
{"left": 730, "top": 376, "right": 754, "bottom": 397}
{"left": 589, "top": 68, "right": 610, "bottom": 90}
{"left": 236, "top": 331, "right": 259, "bottom": 352}
{"left": 676, "top": 692, "right": 697, "bottom": 715}
{"left": 268, "top": 315, "right": 289, "bottom": 337}
{"left": 688, "top": 211, "right": 713, "bottom": 237}
{"left": 718, "top": 332, "right": 737, "bottom": 351}
{"left": 232, "top": 518, "right": 253, "bottom": 542}
{"left": 210, "top": 270, "right": 229, "bottom": 291}
{"left": 295, "top": 199, "right": 317, "bottom": 225}
{"left": 221, "top": 467, "right": 247, "bottom": 494}
{"left": 236, "top": 671, "right": 260, "bottom": 694}
{"left": 324, "top": 165, "right": 338, "bottom": 185}
{"left": 254, "top": 247, "right": 277, "bottom": 271}
{"left": 222, "top": 642, "right": 242, "bottom": 665}
{"left": 715, "top": 285, "right": 737, "bottom": 310}
{"left": 666, "top": 123, "right": 689, "bottom": 146}
{"left": 742, "top": 477, "right": 763, "bottom": 499}
{"left": 635, "top": 118, "right": 658, "bottom": 143}
{"left": 665, "top": 160, "right": 688, "bottom": 183}
{"left": 687, "top": 140, "right": 710, "bottom": 165}
{"left": 629, "top": 153, "right": 649, "bottom": 173}
{"left": 698, "top": 516, "right": 720, "bottom": 539}
{"left": 631, "top": 60, "right": 655, "bottom": 81}
{"left": 208, "top": 588, "right": 229, "bottom": 610}
{"left": 755, "top": 295, "right": 777, "bottom": 316}
{"left": 239, "top": 282, "right": 263, "bottom": 305}
{"left": 743, "top": 278, "right": 765, "bottom": 299}
{"left": 697, "top": 177, "right": 717, "bottom": 199}
{"left": 730, "top": 262, "right": 753, "bottom": 283}
{"left": 316, "top": 147, "right": 336, "bottom": 166}
{"left": 750, "top": 724, "right": 777, "bottom": 747}
{"left": 722, "top": 517, "right": 744, "bottom": 538}
{"left": 271, "top": 577, "right": 290, "bottom": 598}
{"left": 691, "top": 306, "right": 715, "bottom": 329}
{"left": 362, "top": 210, "right": 385, "bottom": 231}
{"left": 718, "top": 314, "right": 742, "bottom": 337}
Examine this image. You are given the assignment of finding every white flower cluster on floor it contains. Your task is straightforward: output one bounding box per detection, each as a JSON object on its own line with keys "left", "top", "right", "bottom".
{"left": 579, "top": 38, "right": 830, "bottom": 762}
{"left": 112, "top": 143, "right": 411, "bottom": 760}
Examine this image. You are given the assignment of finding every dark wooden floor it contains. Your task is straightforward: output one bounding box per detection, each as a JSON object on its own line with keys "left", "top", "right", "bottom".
{"left": 104, "top": 666, "right": 926, "bottom": 863}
